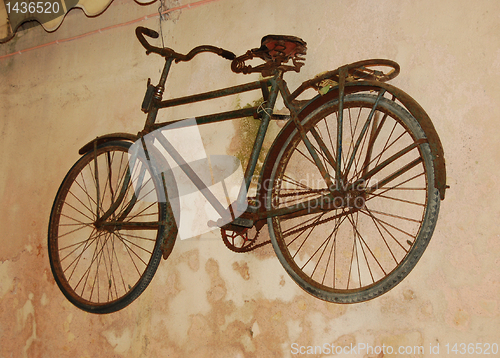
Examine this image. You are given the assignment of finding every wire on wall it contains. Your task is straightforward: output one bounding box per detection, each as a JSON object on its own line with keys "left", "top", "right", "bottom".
{"left": 0, "top": 0, "right": 220, "bottom": 61}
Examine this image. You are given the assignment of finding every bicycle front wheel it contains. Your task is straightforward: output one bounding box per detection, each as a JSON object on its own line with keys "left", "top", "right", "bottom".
{"left": 48, "top": 140, "right": 171, "bottom": 313}
{"left": 267, "top": 93, "right": 440, "bottom": 303}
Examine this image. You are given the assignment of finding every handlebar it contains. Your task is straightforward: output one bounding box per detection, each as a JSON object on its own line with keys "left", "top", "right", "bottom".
{"left": 136, "top": 27, "right": 236, "bottom": 62}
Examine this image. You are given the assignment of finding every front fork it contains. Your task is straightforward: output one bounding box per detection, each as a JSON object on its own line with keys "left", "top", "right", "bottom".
{"left": 92, "top": 51, "right": 173, "bottom": 225}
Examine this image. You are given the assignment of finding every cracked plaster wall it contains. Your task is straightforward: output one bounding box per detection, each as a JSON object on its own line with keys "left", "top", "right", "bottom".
{"left": 1, "top": 0, "right": 499, "bottom": 357}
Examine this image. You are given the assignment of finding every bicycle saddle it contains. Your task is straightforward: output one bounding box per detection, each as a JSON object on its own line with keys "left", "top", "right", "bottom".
{"left": 231, "top": 35, "right": 307, "bottom": 76}
{"left": 256, "top": 35, "right": 307, "bottom": 61}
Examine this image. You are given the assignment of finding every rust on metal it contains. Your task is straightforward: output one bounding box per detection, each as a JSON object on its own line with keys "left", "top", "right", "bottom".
{"left": 48, "top": 26, "right": 449, "bottom": 314}
{"left": 79, "top": 133, "right": 139, "bottom": 154}
{"left": 231, "top": 35, "right": 307, "bottom": 76}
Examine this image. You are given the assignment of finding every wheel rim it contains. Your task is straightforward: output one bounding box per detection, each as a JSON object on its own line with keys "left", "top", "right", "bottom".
{"left": 270, "top": 95, "right": 433, "bottom": 295}
{"left": 49, "top": 143, "right": 165, "bottom": 309}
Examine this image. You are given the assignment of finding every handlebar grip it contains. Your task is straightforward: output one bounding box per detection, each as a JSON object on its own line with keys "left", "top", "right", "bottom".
{"left": 137, "top": 26, "right": 159, "bottom": 39}
{"left": 219, "top": 49, "right": 236, "bottom": 60}
{"left": 136, "top": 27, "right": 160, "bottom": 53}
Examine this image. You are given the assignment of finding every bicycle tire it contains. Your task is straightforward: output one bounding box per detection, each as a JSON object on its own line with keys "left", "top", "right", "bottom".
{"left": 48, "top": 140, "right": 172, "bottom": 313}
{"left": 266, "top": 93, "right": 440, "bottom": 303}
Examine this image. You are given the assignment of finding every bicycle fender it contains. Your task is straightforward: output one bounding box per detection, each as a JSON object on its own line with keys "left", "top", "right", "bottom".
{"left": 78, "top": 133, "right": 139, "bottom": 155}
{"left": 258, "top": 81, "right": 447, "bottom": 204}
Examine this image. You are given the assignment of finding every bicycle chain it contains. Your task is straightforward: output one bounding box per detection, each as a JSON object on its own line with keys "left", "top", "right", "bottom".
{"left": 280, "top": 207, "right": 358, "bottom": 239}
{"left": 221, "top": 189, "right": 350, "bottom": 251}
{"left": 278, "top": 188, "right": 326, "bottom": 198}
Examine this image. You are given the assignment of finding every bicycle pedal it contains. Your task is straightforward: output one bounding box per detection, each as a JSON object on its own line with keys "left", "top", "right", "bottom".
{"left": 231, "top": 217, "right": 254, "bottom": 228}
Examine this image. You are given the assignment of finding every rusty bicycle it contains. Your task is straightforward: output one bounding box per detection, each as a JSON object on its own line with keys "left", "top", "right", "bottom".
{"left": 48, "top": 27, "right": 447, "bottom": 313}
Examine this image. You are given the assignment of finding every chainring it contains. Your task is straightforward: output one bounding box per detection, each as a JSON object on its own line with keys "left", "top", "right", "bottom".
{"left": 221, "top": 227, "right": 259, "bottom": 253}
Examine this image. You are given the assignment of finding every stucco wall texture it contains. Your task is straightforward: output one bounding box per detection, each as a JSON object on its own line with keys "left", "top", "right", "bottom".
{"left": 1, "top": 0, "right": 499, "bottom": 357}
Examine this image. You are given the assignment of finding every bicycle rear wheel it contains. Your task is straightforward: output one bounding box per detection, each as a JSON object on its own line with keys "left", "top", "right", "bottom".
{"left": 48, "top": 140, "right": 172, "bottom": 313}
{"left": 267, "top": 93, "right": 440, "bottom": 303}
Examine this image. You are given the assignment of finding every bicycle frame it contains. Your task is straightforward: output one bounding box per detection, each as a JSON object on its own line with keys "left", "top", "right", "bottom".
{"left": 48, "top": 28, "right": 449, "bottom": 313}
{"left": 87, "top": 39, "right": 447, "bottom": 232}
{"left": 137, "top": 56, "right": 351, "bottom": 227}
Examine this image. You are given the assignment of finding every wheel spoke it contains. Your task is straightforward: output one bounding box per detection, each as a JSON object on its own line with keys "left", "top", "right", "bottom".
{"left": 346, "top": 212, "right": 386, "bottom": 281}
{"left": 72, "top": 231, "right": 106, "bottom": 294}
{"left": 116, "top": 231, "right": 156, "bottom": 242}
{"left": 359, "top": 208, "right": 416, "bottom": 239}
{"left": 62, "top": 196, "right": 95, "bottom": 223}
{"left": 123, "top": 201, "right": 157, "bottom": 222}
{"left": 357, "top": 140, "right": 425, "bottom": 185}
{"left": 67, "top": 184, "right": 96, "bottom": 219}
{"left": 371, "top": 171, "right": 426, "bottom": 196}
{"left": 309, "top": 215, "right": 347, "bottom": 278}
{"left": 368, "top": 193, "right": 425, "bottom": 207}
{"left": 343, "top": 90, "right": 386, "bottom": 179}
{"left": 111, "top": 235, "right": 129, "bottom": 294}
{"left": 363, "top": 205, "right": 403, "bottom": 262}
{"left": 56, "top": 220, "right": 93, "bottom": 239}
{"left": 291, "top": 214, "right": 325, "bottom": 260}
{"left": 78, "top": 171, "right": 98, "bottom": 218}
{"left": 63, "top": 229, "right": 101, "bottom": 280}
{"left": 366, "top": 208, "right": 421, "bottom": 224}
{"left": 294, "top": 147, "right": 316, "bottom": 166}
{"left": 116, "top": 234, "right": 154, "bottom": 255}
{"left": 320, "top": 215, "right": 343, "bottom": 286}
{"left": 309, "top": 127, "right": 337, "bottom": 173}
{"left": 114, "top": 231, "right": 148, "bottom": 274}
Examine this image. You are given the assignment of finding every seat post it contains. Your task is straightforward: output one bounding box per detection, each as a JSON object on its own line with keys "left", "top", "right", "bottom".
{"left": 236, "top": 73, "right": 281, "bottom": 211}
